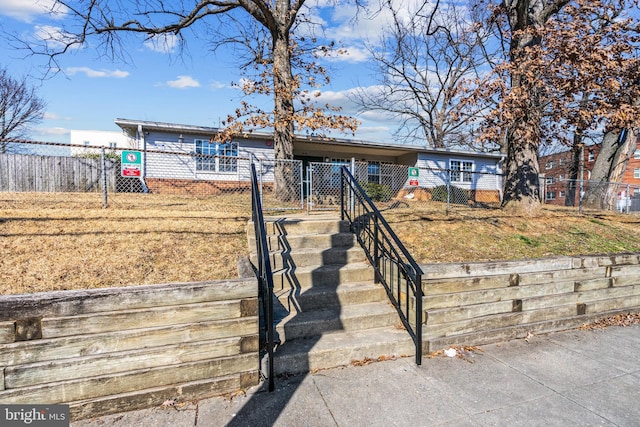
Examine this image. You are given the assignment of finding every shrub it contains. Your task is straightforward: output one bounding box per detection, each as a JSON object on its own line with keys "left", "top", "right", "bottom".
{"left": 431, "top": 185, "right": 469, "bottom": 205}
{"left": 363, "top": 182, "right": 392, "bottom": 202}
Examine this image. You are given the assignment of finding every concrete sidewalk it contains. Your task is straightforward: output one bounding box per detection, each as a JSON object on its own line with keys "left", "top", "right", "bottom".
{"left": 72, "top": 324, "right": 640, "bottom": 427}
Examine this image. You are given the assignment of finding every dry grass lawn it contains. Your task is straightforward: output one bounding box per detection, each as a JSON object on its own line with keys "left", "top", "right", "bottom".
{"left": 2, "top": 191, "right": 640, "bottom": 295}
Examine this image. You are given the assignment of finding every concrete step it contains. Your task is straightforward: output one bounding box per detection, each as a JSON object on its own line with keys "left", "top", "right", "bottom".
{"left": 274, "top": 280, "right": 387, "bottom": 312}
{"left": 263, "top": 217, "right": 350, "bottom": 236}
{"left": 251, "top": 246, "right": 367, "bottom": 269}
{"left": 272, "top": 262, "right": 374, "bottom": 290}
{"left": 249, "top": 232, "right": 357, "bottom": 252}
{"left": 265, "top": 327, "right": 415, "bottom": 376}
{"left": 273, "top": 301, "right": 398, "bottom": 343}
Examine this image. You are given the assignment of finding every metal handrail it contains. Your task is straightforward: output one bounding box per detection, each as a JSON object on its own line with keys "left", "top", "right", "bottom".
{"left": 250, "top": 163, "right": 275, "bottom": 391}
{"left": 340, "top": 166, "right": 424, "bottom": 365}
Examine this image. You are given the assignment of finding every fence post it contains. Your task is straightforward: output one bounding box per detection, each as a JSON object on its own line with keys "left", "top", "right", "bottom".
{"left": 101, "top": 147, "right": 108, "bottom": 209}
{"left": 299, "top": 160, "right": 304, "bottom": 211}
{"left": 446, "top": 169, "right": 451, "bottom": 214}
{"left": 258, "top": 159, "right": 264, "bottom": 208}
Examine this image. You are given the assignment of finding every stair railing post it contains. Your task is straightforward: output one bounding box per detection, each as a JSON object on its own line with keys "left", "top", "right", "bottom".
{"left": 373, "top": 215, "right": 380, "bottom": 284}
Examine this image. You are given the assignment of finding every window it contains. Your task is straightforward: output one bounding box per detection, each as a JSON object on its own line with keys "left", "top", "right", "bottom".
{"left": 546, "top": 176, "right": 554, "bottom": 184}
{"left": 635, "top": 168, "right": 640, "bottom": 179}
{"left": 559, "top": 158, "right": 564, "bottom": 165}
{"left": 635, "top": 188, "right": 640, "bottom": 196}
{"left": 559, "top": 191, "right": 565, "bottom": 198}
{"left": 367, "top": 162, "right": 392, "bottom": 184}
{"left": 368, "top": 162, "right": 381, "bottom": 184}
{"left": 545, "top": 161, "right": 554, "bottom": 170}
{"left": 83, "top": 140, "right": 90, "bottom": 146}
{"left": 194, "top": 139, "right": 238, "bottom": 172}
{"left": 108, "top": 142, "right": 117, "bottom": 149}
{"left": 330, "top": 158, "right": 349, "bottom": 188}
{"left": 635, "top": 149, "right": 640, "bottom": 160}
{"left": 558, "top": 174, "right": 564, "bottom": 181}
{"left": 588, "top": 150, "right": 595, "bottom": 162}
{"left": 546, "top": 191, "right": 556, "bottom": 200}
{"left": 450, "top": 160, "right": 473, "bottom": 183}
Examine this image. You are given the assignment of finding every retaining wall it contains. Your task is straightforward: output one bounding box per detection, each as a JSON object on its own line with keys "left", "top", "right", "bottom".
{"left": 0, "top": 279, "right": 259, "bottom": 421}
{"left": 420, "top": 253, "right": 640, "bottom": 352}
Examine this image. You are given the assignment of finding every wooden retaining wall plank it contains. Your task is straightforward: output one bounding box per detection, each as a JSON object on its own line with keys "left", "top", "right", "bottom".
{"left": 0, "top": 322, "right": 15, "bottom": 344}
{"left": 426, "top": 301, "right": 514, "bottom": 325}
{"left": 424, "top": 305, "right": 578, "bottom": 339}
{"left": 5, "top": 336, "right": 255, "bottom": 389}
{"left": 0, "top": 279, "right": 256, "bottom": 321}
{"left": 41, "top": 300, "right": 245, "bottom": 338}
{"left": 0, "top": 317, "right": 257, "bottom": 366}
{"left": 585, "top": 295, "right": 640, "bottom": 314}
{"left": 612, "top": 274, "right": 640, "bottom": 287}
{"left": 517, "top": 267, "right": 606, "bottom": 286}
{"left": 424, "top": 275, "right": 512, "bottom": 295}
{"left": 423, "top": 281, "right": 575, "bottom": 310}
{"left": 425, "top": 306, "right": 640, "bottom": 353}
{"left": 596, "top": 254, "right": 640, "bottom": 267}
{"left": 421, "top": 257, "right": 575, "bottom": 279}
{"left": 68, "top": 372, "right": 258, "bottom": 422}
{"left": 0, "top": 353, "right": 257, "bottom": 405}
{"left": 577, "top": 285, "right": 640, "bottom": 304}
{"left": 521, "top": 293, "right": 578, "bottom": 311}
{"left": 574, "top": 278, "right": 612, "bottom": 292}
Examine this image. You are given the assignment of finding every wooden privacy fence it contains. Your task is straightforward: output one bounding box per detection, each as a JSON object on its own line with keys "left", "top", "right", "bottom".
{"left": 0, "top": 153, "right": 119, "bottom": 192}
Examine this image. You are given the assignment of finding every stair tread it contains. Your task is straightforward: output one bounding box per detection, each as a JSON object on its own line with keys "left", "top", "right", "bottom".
{"left": 272, "top": 261, "right": 371, "bottom": 275}
{"left": 275, "top": 300, "right": 396, "bottom": 324}
{"left": 273, "top": 326, "right": 414, "bottom": 357}
{"left": 275, "top": 280, "right": 381, "bottom": 296}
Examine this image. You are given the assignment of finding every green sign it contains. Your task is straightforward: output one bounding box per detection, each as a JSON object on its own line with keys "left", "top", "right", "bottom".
{"left": 408, "top": 167, "right": 419, "bottom": 178}
{"left": 121, "top": 150, "right": 142, "bottom": 177}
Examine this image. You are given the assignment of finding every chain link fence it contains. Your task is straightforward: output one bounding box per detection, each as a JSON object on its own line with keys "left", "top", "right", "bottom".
{"left": 543, "top": 178, "right": 640, "bottom": 213}
{"left": 307, "top": 161, "right": 503, "bottom": 212}
{"left": 4, "top": 139, "right": 639, "bottom": 215}
{"left": 0, "top": 140, "right": 304, "bottom": 211}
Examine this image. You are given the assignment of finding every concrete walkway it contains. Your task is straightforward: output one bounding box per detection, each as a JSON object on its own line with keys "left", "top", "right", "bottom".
{"left": 72, "top": 324, "right": 640, "bottom": 427}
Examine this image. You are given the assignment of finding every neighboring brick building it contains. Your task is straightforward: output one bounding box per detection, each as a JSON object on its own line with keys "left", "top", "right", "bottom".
{"left": 539, "top": 137, "right": 640, "bottom": 207}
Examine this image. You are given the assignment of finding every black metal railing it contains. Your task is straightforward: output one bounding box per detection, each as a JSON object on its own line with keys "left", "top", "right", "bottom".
{"left": 250, "top": 163, "right": 275, "bottom": 391}
{"left": 340, "top": 166, "right": 424, "bottom": 364}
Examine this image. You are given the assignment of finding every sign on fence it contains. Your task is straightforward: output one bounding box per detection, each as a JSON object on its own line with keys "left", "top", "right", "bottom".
{"left": 121, "top": 151, "right": 142, "bottom": 177}
{"left": 408, "top": 167, "right": 419, "bottom": 186}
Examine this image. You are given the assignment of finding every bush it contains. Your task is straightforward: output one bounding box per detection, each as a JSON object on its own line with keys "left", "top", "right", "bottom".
{"left": 431, "top": 185, "right": 469, "bottom": 205}
{"left": 363, "top": 182, "right": 392, "bottom": 202}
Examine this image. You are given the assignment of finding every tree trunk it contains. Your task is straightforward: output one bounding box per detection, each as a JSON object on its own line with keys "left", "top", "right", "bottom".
{"left": 564, "top": 134, "right": 583, "bottom": 207}
{"left": 271, "top": 25, "right": 296, "bottom": 201}
{"left": 501, "top": 132, "right": 541, "bottom": 212}
{"left": 500, "top": 0, "right": 569, "bottom": 212}
{"left": 582, "top": 129, "right": 636, "bottom": 210}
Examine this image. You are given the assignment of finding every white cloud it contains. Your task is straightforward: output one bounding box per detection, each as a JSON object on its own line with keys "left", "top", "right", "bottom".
{"left": 35, "top": 127, "right": 70, "bottom": 136}
{"left": 162, "top": 75, "right": 201, "bottom": 89}
{"left": 34, "top": 25, "right": 80, "bottom": 50}
{"left": 0, "top": 0, "right": 64, "bottom": 22}
{"left": 66, "top": 67, "right": 130, "bottom": 78}
{"left": 319, "top": 45, "right": 370, "bottom": 63}
{"left": 144, "top": 34, "right": 179, "bottom": 54}
{"left": 208, "top": 80, "right": 227, "bottom": 90}
{"left": 43, "top": 112, "right": 72, "bottom": 120}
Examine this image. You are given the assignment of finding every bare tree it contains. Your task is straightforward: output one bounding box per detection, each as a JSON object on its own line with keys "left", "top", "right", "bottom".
{"left": 353, "top": 1, "right": 497, "bottom": 149}
{"left": 32, "top": 0, "right": 361, "bottom": 196}
{"left": 0, "top": 66, "right": 46, "bottom": 153}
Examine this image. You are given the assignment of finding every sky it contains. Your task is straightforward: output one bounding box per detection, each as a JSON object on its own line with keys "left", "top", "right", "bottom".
{"left": 0, "top": 0, "right": 410, "bottom": 145}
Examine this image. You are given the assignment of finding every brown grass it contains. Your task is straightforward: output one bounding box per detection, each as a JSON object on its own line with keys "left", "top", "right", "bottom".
{"left": 2, "top": 192, "right": 640, "bottom": 295}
